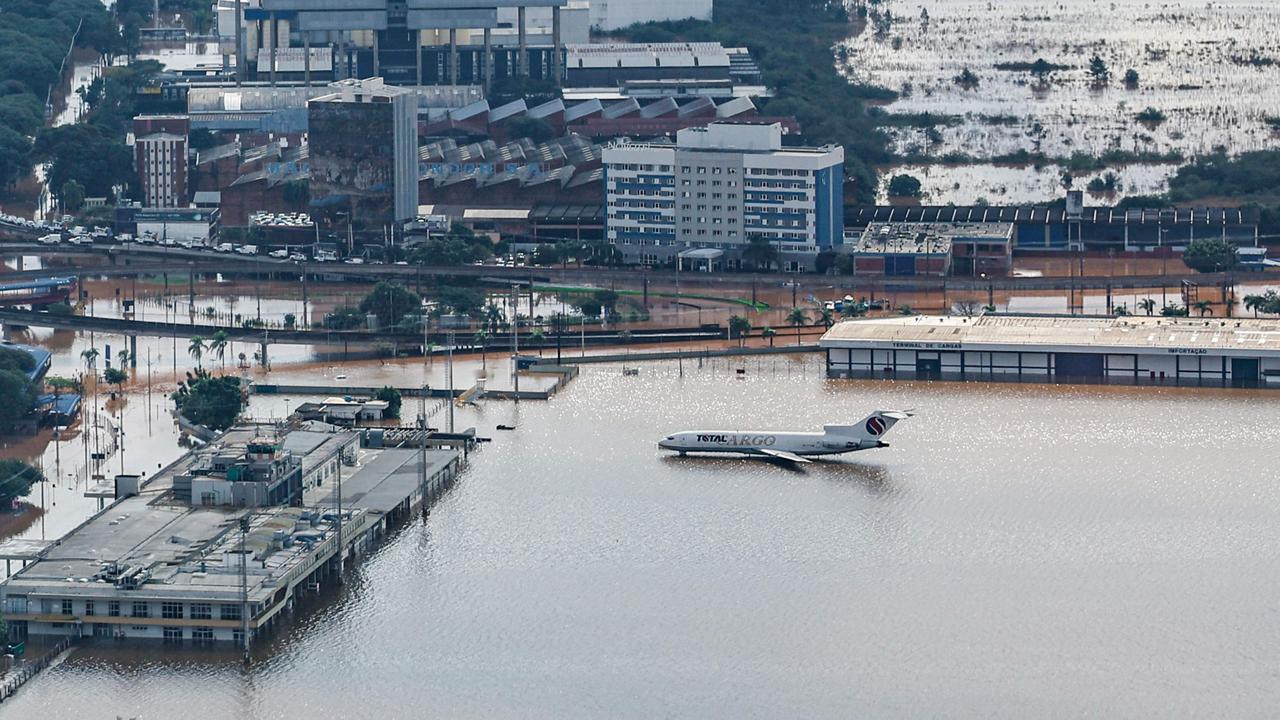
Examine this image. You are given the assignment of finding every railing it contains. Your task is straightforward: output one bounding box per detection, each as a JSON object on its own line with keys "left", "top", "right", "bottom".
{"left": 0, "top": 634, "right": 77, "bottom": 703}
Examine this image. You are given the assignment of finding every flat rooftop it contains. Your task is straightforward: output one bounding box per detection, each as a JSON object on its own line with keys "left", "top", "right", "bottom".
{"left": 821, "top": 314, "right": 1280, "bottom": 356}
{"left": 3, "top": 425, "right": 457, "bottom": 604}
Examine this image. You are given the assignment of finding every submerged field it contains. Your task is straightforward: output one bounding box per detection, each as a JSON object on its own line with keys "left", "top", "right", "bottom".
{"left": 847, "top": 0, "right": 1280, "bottom": 203}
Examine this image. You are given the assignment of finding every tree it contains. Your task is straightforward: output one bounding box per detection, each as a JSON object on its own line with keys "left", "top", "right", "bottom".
{"left": 284, "top": 313, "right": 296, "bottom": 328}
{"left": 741, "top": 237, "right": 779, "bottom": 271}
{"left": 592, "top": 289, "right": 620, "bottom": 318}
{"left": 375, "top": 386, "right": 402, "bottom": 419}
{"left": 0, "top": 369, "right": 35, "bottom": 425}
{"left": 438, "top": 285, "right": 485, "bottom": 316}
{"left": 1088, "top": 54, "right": 1110, "bottom": 85}
{"left": 786, "top": 307, "right": 808, "bottom": 345}
{"left": 209, "top": 330, "right": 229, "bottom": 370}
{"left": 188, "top": 336, "right": 205, "bottom": 370}
{"left": 117, "top": 350, "right": 130, "bottom": 369}
{"left": 887, "top": 174, "right": 923, "bottom": 198}
{"left": 1123, "top": 68, "right": 1140, "bottom": 88}
{"left": 60, "top": 179, "right": 85, "bottom": 213}
{"left": 576, "top": 298, "right": 602, "bottom": 318}
{"left": 1161, "top": 304, "right": 1190, "bottom": 317}
{"left": 1030, "top": 58, "right": 1054, "bottom": 81}
{"left": 171, "top": 372, "right": 244, "bottom": 431}
{"left": 1138, "top": 298, "right": 1157, "bottom": 316}
{"left": 359, "top": 282, "right": 423, "bottom": 329}
{"left": 762, "top": 327, "right": 777, "bottom": 347}
{"left": 1181, "top": 238, "right": 1238, "bottom": 273}
{"left": 0, "top": 459, "right": 41, "bottom": 505}
{"left": 728, "top": 315, "right": 752, "bottom": 347}
{"left": 103, "top": 366, "right": 129, "bottom": 393}
{"left": 80, "top": 347, "right": 99, "bottom": 377}
{"left": 1193, "top": 300, "right": 1213, "bottom": 317}
{"left": 816, "top": 307, "right": 835, "bottom": 328}
{"left": 954, "top": 67, "right": 980, "bottom": 89}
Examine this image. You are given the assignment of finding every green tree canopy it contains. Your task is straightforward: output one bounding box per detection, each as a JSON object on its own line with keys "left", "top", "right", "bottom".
{"left": 0, "top": 369, "right": 36, "bottom": 424}
{"left": 1181, "top": 238, "right": 1238, "bottom": 274}
{"left": 360, "top": 282, "right": 423, "bottom": 328}
{"left": 171, "top": 372, "right": 244, "bottom": 430}
{"left": 0, "top": 458, "right": 42, "bottom": 504}
{"left": 375, "top": 386, "right": 402, "bottom": 419}
{"left": 887, "top": 174, "right": 923, "bottom": 198}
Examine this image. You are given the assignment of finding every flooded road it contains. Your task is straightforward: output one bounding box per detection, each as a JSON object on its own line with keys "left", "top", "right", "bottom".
{"left": 3, "top": 356, "right": 1278, "bottom": 717}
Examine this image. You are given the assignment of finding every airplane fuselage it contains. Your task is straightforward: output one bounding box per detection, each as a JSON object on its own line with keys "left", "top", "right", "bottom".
{"left": 658, "top": 430, "right": 879, "bottom": 457}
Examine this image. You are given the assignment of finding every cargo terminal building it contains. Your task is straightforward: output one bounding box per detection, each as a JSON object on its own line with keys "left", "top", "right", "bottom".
{"left": 821, "top": 314, "right": 1280, "bottom": 388}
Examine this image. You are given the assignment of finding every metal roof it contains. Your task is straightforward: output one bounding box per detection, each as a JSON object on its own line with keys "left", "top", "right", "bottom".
{"left": 821, "top": 314, "right": 1280, "bottom": 356}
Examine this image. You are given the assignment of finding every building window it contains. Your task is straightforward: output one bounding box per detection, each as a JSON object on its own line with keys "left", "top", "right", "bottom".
{"left": 85, "top": 600, "right": 95, "bottom": 617}
{"left": 221, "top": 604, "right": 242, "bottom": 621}
{"left": 192, "top": 627, "right": 215, "bottom": 644}
{"left": 131, "top": 602, "right": 149, "bottom": 618}
{"left": 162, "top": 602, "right": 183, "bottom": 620}
{"left": 163, "top": 627, "right": 183, "bottom": 643}
{"left": 109, "top": 600, "right": 120, "bottom": 617}
{"left": 190, "top": 603, "right": 212, "bottom": 620}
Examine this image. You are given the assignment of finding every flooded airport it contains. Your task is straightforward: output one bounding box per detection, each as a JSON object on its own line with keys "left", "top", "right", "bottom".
{"left": 2, "top": 353, "right": 1277, "bottom": 718}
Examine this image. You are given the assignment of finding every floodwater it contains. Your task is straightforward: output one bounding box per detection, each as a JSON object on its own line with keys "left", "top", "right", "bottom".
{"left": 847, "top": 0, "right": 1280, "bottom": 204}
{"left": 4, "top": 355, "right": 1279, "bottom": 717}
{"left": 875, "top": 162, "right": 1180, "bottom": 206}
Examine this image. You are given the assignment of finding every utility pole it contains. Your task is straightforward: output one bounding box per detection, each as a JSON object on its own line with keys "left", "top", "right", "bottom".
{"left": 511, "top": 283, "right": 520, "bottom": 402}
{"left": 446, "top": 331, "right": 455, "bottom": 433}
{"left": 239, "top": 515, "right": 250, "bottom": 664}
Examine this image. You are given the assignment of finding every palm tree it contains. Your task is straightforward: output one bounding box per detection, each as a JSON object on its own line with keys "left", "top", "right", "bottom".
{"left": 188, "top": 336, "right": 206, "bottom": 370}
{"left": 817, "top": 307, "right": 835, "bottom": 328}
{"left": 786, "top": 308, "right": 808, "bottom": 345}
{"left": 474, "top": 329, "right": 488, "bottom": 371}
{"left": 728, "top": 315, "right": 752, "bottom": 347}
{"left": 210, "top": 330, "right": 229, "bottom": 370}
{"left": 1193, "top": 299, "right": 1213, "bottom": 317}
{"left": 762, "top": 327, "right": 777, "bottom": 347}
{"left": 117, "top": 349, "right": 130, "bottom": 370}
{"left": 484, "top": 303, "right": 504, "bottom": 333}
{"left": 1243, "top": 293, "right": 1263, "bottom": 317}
{"left": 1138, "top": 298, "right": 1156, "bottom": 316}
{"left": 80, "top": 348, "right": 99, "bottom": 378}
{"left": 741, "top": 238, "right": 779, "bottom": 272}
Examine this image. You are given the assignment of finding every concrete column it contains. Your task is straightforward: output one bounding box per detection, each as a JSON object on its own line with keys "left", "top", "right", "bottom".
{"left": 303, "top": 33, "right": 311, "bottom": 86}
{"left": 551, "top": 5, "right": 561, "bottom": 85}
{"left": 373, "top": 31, "right": 380, "bottom": 78}
{"left": 517, "top": 6, "right": 527, "bottom": 77}
{"left": 268, "top": 13, "right": 277, "bottom": 86}
{"left": 449, "top": 29, "right": 458, "bottom": 85}
{"left": 415, "top": 30, "right": 423, "bottom": 86}
{"left": 483, "top": 26, "right": 492, "bottom": 91}
{"left": 234, "top": 0, "right": 243, "bottom": 85}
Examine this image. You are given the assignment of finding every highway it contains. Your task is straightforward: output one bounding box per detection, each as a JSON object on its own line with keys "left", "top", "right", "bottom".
{"left": 0, "top": 240, "right": 1263, "bottom": 294}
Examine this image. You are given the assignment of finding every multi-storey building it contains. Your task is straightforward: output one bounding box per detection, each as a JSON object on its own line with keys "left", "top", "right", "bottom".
{"left": 308, "top": 78, "right": 419, "bottom": 229}
{"left": 603, "top": 122, "right": 844, "bottom": 271}
{"left": 133, "top": 115, "right": 190, "bottom": 208}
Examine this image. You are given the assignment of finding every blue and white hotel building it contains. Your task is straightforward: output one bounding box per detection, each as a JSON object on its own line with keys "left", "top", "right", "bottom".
{"left": 603, "top": 122, "right": 844, "bottom": 271}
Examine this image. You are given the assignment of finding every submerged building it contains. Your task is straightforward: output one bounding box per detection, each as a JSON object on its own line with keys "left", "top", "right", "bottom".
{"left": 0, "top": 423, "right": 461, "bottom": 644}
{"left": 821, "top": 314, "right": 1280, "bottom": 388}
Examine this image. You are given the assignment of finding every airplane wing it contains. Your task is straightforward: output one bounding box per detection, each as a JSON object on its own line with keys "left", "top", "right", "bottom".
{"left": 757, "top": 448, "right": 812, "bottom": 464}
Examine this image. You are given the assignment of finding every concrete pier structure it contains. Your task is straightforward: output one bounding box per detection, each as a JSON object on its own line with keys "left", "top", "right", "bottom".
{"left": 0, "top": 423, "right": 463, "bottom": 645}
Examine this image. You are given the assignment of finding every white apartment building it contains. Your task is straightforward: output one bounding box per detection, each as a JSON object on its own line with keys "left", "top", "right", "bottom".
{"left": 603, "top": 122, "right": 844, "bottom": 272}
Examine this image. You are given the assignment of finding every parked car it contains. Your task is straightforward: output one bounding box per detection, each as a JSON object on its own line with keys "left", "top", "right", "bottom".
{"left": 37, "top": 233, "right": 61, "bottom": 245}
{"left": 214, "top": 243, "right": 234, "bottom": 253}
{"left": 268, "top": 249, "right": 289, "bottom": 259}
{"left": 288, "top": 252, "right": 307, "bottom": 262}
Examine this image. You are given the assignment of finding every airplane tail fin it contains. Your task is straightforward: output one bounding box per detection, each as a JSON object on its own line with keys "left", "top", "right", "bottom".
{"left": 826, "top": 410, "right": 913, "bottom": 443}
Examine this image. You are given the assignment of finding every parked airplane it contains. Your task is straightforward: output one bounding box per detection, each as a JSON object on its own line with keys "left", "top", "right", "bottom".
{"left": 658, "top": 410, "right": 913, "bottom": 464}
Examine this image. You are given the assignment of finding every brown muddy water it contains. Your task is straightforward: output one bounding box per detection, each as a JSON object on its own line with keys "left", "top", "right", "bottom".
{"left": 1, "top": 353, "right": 1277, "bottom": 718}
